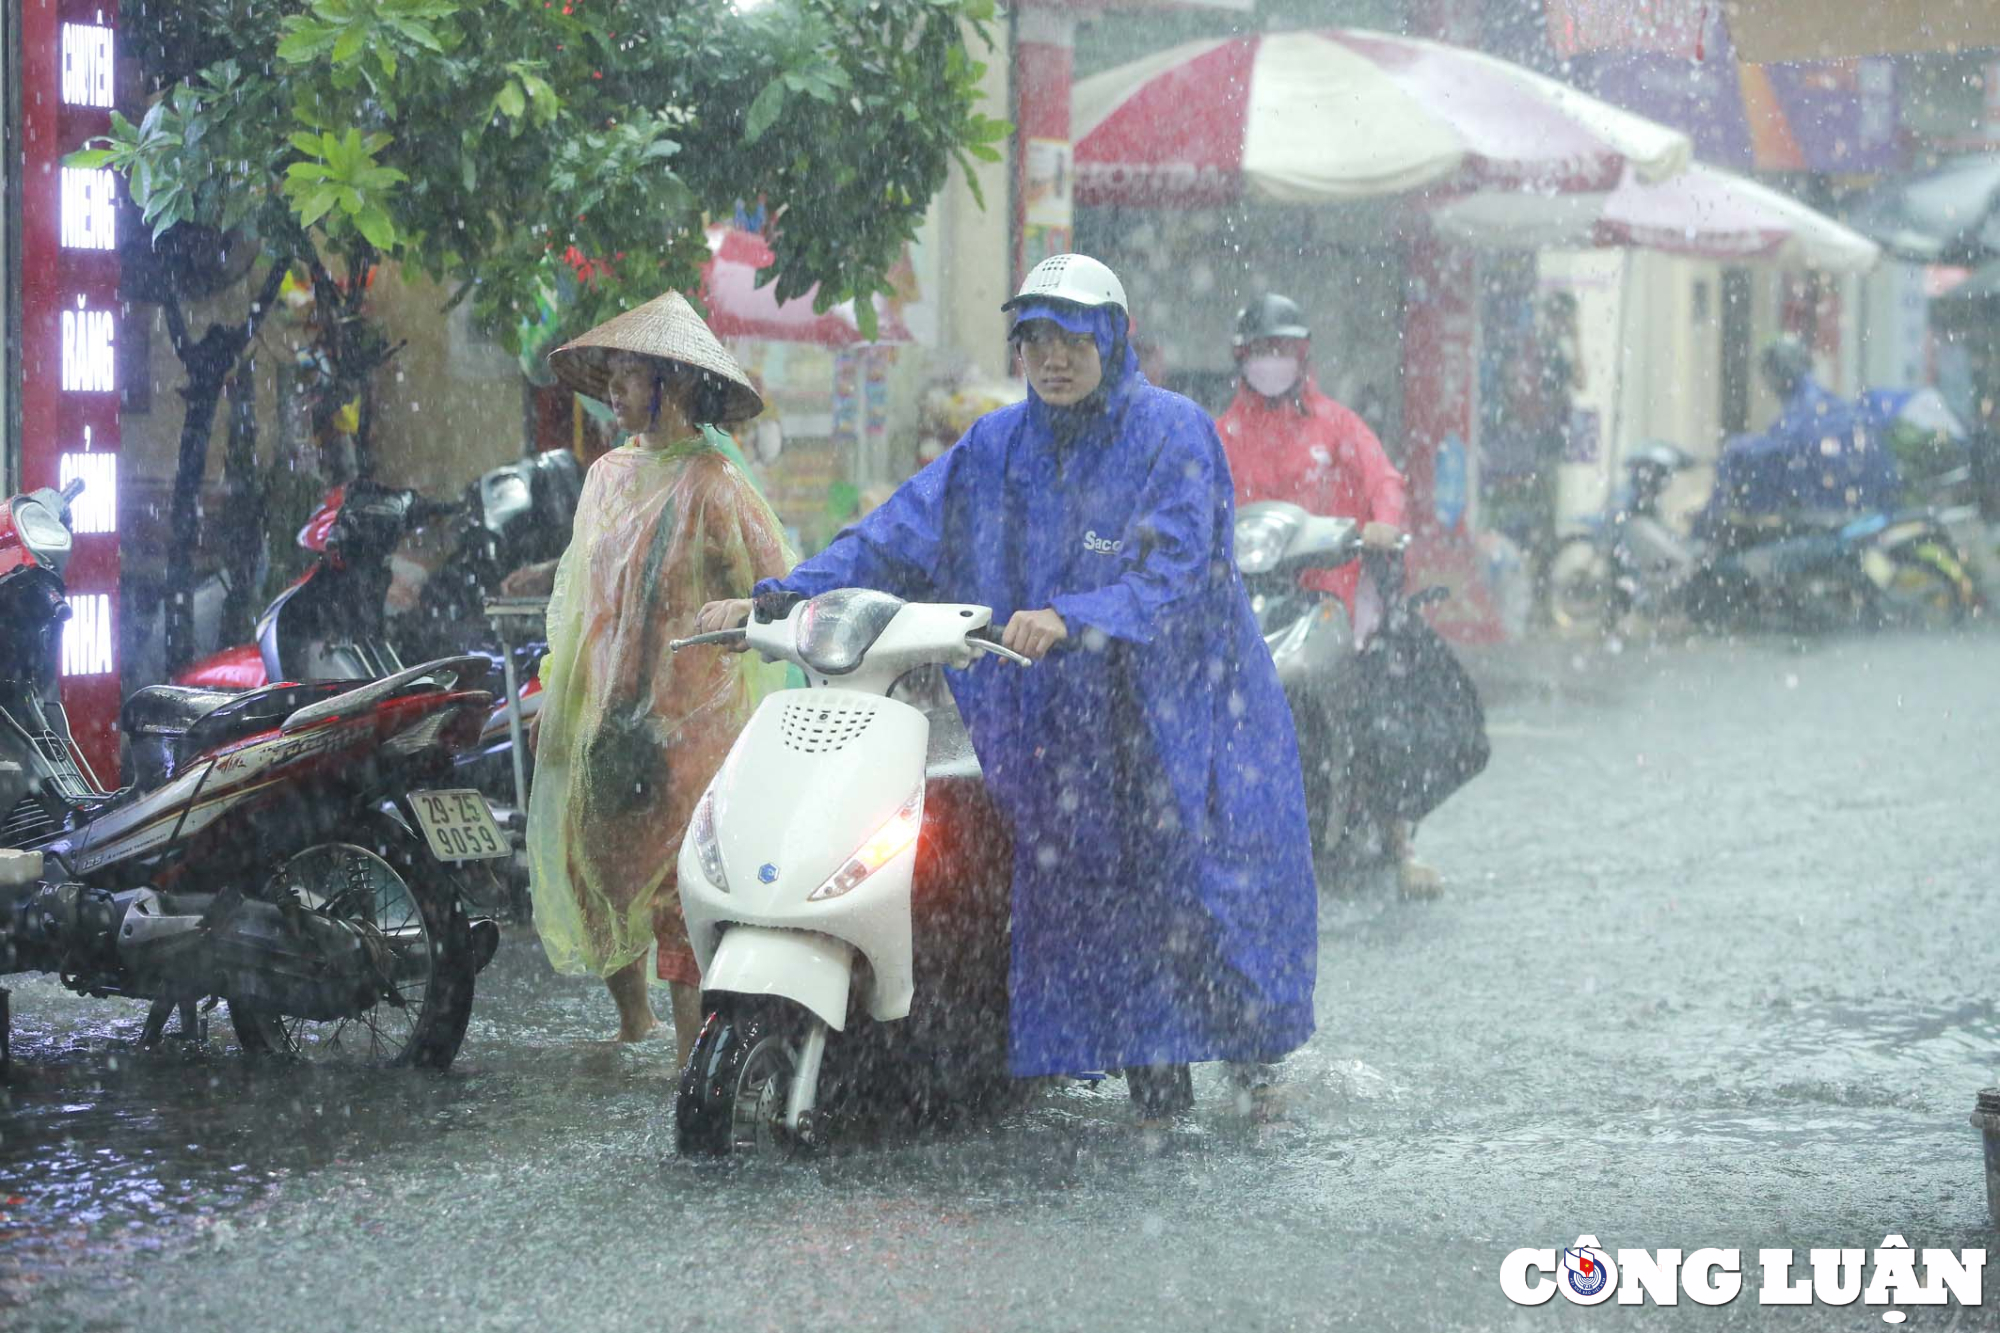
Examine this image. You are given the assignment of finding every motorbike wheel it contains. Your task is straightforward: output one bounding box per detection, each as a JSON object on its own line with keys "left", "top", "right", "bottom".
{"left": 228, "top": 822, "right": 477, "bottom": 1070}
{"left": 1874, "top": 551, "right": 1970, "bottom": 630}
{"left": 1296, "top": 709, "right": 1359, "bottom": 877}
{"left": 1547, "top": 537, "right": 1618, "bottom": 634}
{"left": 675, "top": 999, "right": 809, "bottom": 1156}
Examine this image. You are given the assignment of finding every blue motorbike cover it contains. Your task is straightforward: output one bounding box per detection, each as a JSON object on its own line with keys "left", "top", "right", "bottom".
{"left": 757, "top": 360, "right": 1317, "bottom": 1077}
{"left": 1710, "top": 378, "right": 1901, "bottom": 521}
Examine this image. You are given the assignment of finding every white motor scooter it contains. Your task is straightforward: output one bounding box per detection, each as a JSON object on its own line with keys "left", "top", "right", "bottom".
{"left": 667, "top": 588, "right": 1030, "bottom": 1154}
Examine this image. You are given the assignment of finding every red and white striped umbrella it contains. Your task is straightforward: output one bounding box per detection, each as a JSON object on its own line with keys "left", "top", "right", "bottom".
{"left": 1074, "top": 29, "right": 1691, "bottom": 209}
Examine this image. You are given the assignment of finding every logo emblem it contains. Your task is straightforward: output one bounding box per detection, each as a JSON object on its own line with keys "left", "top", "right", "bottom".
{"left": 1082, "top": 529, "right": 1123, "bottom": 556}
{"left": 758, "top": 863, "right": 778, "bottom": 884}
{"left": 1563, "top": 1240, "right": 1613, "bottom": 1299}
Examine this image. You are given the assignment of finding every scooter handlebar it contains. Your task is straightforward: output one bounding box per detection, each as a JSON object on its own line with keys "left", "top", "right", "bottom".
{"left": 669, "top": 628, "right": 748, "bottom": 653}
{"left": 966, "top": 624, "right": 1035, "bottom": 666}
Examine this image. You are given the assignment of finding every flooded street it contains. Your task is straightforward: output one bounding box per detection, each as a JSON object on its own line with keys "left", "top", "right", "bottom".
{"left": 6, "top": 631, "right": 2000, "bottom": 1330}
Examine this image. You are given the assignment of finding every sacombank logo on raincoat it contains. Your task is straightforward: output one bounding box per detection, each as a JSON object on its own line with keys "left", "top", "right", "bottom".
{"left": 1082, "top": 529, "right": 1123, "bottom": 556}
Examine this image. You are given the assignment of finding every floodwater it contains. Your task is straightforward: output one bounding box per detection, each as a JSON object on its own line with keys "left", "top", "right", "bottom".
{"left": 5, "top": 630, "right": 2000, "bottom": 1330}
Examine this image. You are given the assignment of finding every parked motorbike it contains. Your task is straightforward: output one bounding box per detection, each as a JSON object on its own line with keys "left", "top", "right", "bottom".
{"left": 0, "top": 479, "right": 505, "bottom": 1068}
{"left": 1549, "top": 442, "right": 1981, "bottom": 635}
{"left": 667, "top": 589, "right": 1027, "bottom": 1154}
{"left": 174, "top": 450, "right": 581, "bottom": 914}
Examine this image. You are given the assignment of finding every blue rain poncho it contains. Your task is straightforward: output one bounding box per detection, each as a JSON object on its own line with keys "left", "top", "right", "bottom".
{"left": 1700, "top": 376, "right": 1900, "bottom": 532}
{"left": 756, "top": 305, "right": 1316, "bottom": 1077}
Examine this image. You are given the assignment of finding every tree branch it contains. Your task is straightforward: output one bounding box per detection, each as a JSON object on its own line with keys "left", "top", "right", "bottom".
{"left": 161, "top": 296, "right": 191, "bottom": 362}
{"left": 241, "top": 259, "right": 291, "bottom": 342}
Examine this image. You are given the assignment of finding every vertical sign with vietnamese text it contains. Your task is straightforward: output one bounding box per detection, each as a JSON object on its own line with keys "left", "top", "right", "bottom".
{"left": 1401, "top": 234, "right": 1506, "bottom": 645}
{"left": 19, "top": 0, "right": 123, "bottom": 785}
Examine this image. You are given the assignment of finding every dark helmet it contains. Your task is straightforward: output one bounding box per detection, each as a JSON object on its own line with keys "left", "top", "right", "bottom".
{"left": 1760, "top": 336, "right": 1814, "bottom": 395}
{"left": 1233, "top": 293, "right": 1311, "bottom": 347}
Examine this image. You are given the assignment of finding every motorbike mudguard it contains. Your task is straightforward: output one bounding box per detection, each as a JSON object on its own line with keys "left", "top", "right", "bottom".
{"left": 702, "top": 925, "right": 855, "bottom": 1031}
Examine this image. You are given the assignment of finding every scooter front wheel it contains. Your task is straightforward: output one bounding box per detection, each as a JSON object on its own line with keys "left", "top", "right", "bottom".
{"left": 675, "top": 999, "right": 812, "bottom": 1156}
{"left": 1547, "top": 537, "right": 1619, "bottom": 634}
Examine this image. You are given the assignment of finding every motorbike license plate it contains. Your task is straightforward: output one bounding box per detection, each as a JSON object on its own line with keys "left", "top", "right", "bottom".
{"left": 409, "top": 789, "right": 510, "bottom": 861}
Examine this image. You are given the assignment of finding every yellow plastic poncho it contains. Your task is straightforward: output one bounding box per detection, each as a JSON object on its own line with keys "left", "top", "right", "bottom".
{"left": 528, "top": 425, "right": 793, "bottom": 980}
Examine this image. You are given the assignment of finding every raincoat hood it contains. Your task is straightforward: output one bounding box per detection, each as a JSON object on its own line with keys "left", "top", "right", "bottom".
{"left": 1016, "top": 302, "right": 1142, "bottom": 442}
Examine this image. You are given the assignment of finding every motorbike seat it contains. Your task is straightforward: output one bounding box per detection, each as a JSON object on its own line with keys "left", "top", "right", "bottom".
{"left": 121, "top": 681, "right": 351, "bottom": 786}
{"left": 121, "top": 685, "right": 242, "bottom": 740}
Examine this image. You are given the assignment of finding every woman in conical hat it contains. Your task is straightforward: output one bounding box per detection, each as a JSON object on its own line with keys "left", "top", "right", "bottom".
{"left": 529, "top": 291, "right": 794, "bottom": 1051}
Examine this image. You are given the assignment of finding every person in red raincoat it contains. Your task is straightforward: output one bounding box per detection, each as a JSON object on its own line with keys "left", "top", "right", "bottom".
{"left": 1214, "top": 292, "right": 1441, "bottom": 898}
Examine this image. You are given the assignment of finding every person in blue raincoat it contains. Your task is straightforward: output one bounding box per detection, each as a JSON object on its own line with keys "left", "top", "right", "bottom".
{"left": 697, "top": 254, "right": 1318, "bottom": 1122}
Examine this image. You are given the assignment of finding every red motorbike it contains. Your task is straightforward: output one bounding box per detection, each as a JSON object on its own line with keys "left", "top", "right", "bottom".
{"left": 176, "top": 460, "right": 575, "bottom": 918}
{"left": 0, "top": 478, "right": 504, "bottom": 1069}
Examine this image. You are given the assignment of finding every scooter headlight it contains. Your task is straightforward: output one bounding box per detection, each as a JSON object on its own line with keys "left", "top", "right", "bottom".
{"left": 808, "top": 784, "right": 924, "bottom": 902}
{"left": 690, "top": 789, "right": 728, "bottom": 892}
{"left": 1234, "top": 510, "right": 1296, "bottom": 575}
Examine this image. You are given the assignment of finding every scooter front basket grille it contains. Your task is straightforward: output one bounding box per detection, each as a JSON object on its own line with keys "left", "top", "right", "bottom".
{"left": 779, "top": 698, "right": 878, "bottom": 754}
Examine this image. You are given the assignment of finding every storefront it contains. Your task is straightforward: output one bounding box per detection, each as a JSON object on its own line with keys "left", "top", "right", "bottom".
{"left": 6, "top": 0, "right": 125, "bottom": 781}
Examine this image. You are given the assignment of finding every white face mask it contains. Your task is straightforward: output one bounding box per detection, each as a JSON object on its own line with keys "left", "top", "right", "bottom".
{"left": 1242, "top": 354, "right": 1301, "bottom": 399}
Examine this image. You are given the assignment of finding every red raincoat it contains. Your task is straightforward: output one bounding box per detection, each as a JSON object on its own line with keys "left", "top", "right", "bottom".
{"left": 1216, "top": 376, "right": 1407, "bottom": 611}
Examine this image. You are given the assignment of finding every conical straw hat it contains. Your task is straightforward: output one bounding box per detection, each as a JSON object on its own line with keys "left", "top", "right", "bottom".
{"left": 547, "top": 290, "right": 764, "bottom": 424}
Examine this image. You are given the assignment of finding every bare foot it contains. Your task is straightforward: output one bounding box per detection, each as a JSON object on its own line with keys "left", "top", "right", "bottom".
{"left": 613, "top": 1013, "right": 662, "bottom": 1044}
{"left": 1398, "top": 857, "right": 1444, "bottom": 900}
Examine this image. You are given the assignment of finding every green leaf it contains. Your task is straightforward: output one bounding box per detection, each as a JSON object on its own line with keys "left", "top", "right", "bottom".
{"left": 62, "top": 147, "right": 116, "bottom": 169}
{"left": 744, "top": 79, "right": 787, "bottom": 144}
{"left": 276, "top": 24, "right": 338, "bottom": 63}
{"left": 297, "top": 187, "right": 338, "bottom": 226}
{"left": 389, "top": 17, "right": 447, "bottom": 53}
{"left": 353, "top": 204, "right": 397, "bottom": 249}
{"left": 495, "top": 81, "right": 525, "bottom": 119}
{"left": 289, "top": 130, "right": 328, "bottom": 156}
{"left": 332, "top": 25, "right": 368, "bottom": 65}
{"left": 377, "top": 44, "right": 398, "bottom": 80}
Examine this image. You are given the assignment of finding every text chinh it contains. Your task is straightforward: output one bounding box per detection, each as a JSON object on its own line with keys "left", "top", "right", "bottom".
{"left": 1501, "top": 1235, "right": 1984, "bottom": 1323}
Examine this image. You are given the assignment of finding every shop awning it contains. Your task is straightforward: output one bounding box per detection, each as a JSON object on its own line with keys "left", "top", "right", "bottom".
{"left": 1431, "top": 160, "right": 1880, "bottom": 272}
{"left": 1072, "top": 29, "right": 1690, "bottom": 209}
{"left": 1845, "top": 154, "right": 2000, "bottom": 268}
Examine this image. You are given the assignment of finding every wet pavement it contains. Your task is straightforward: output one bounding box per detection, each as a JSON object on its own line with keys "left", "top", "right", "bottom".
{"left": 5, "top": 629, "right": 2000, "bottom": 1330}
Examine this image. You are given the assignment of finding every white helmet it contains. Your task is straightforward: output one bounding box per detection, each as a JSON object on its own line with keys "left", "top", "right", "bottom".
{"left": 1003, "top": 253, "right": 1127, "bottom": 315}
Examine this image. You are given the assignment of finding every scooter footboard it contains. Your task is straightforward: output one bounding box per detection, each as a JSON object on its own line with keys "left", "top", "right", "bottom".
{"left": 702, "top": 926, "right": 855, "bottom": 1032}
